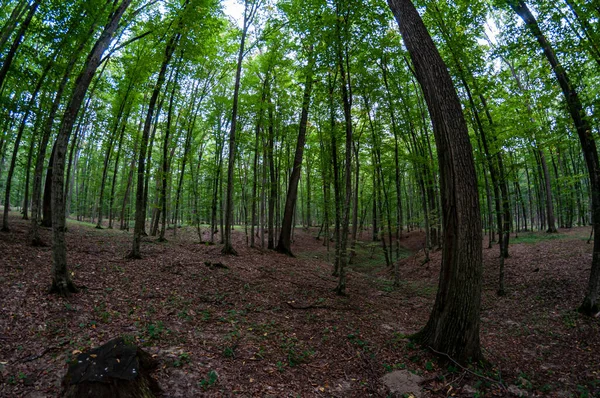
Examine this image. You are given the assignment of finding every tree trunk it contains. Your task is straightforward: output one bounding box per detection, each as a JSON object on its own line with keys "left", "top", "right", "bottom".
{"left": 276, "top": 49, "right": 314, "bottom": 256}
{"left": 159, "top": 72, "right": 178, "bottom": 242}
{"left": 0, "top": 0, "right": 29, "bottom": 53}
{"left": 96, "top": 84, "right": 133, "bottom": 229}
{"left": 388, "top": 0, "right": 483, "bottom": 363}
{"left": 267, "top": 82, "right": 276, "bottom": 250}
{"left": 128, "top": 29, "right": 181, "bottom": 258}
{"left": 223, "top": 1, "right": 260, "bottom": 254}
{"left": 251, "top": 77, "right": 268, "bottom": 247}
{"left": 335, "top": 20, "right": 353, "bottom": 295}
{"left": 108, "top": 104, "right": 132, "bottom": 229}
{"left": 2, "top": 64, "right": 47, "bottom": 231}
{"left": 0, "top": 0, "right": 39, "bottom": 91}
{"left": 51, "top": 0, "right": 132, "bottom": 296}
{"left": 510, "top": 0, "right": 600, "bottom": 316}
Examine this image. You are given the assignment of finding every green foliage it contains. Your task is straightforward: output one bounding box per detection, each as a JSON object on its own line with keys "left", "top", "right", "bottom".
{"left": 199, "top": 370, "right": 218, "bottom": 389}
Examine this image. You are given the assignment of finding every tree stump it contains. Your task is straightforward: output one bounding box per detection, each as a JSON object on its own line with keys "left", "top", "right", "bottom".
{"left": 62, "top": 337, "right": 161, "bottom": 398}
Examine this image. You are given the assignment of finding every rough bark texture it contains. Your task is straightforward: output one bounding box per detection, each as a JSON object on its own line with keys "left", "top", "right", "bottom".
{"left": 50, "top": 0, "right": 131, "bottom": 296}
{"left": 388, "top": 0, "right": 483, "bottom": 364}
{"left": 510, "top": 0, "right": 600, "bottom": 316}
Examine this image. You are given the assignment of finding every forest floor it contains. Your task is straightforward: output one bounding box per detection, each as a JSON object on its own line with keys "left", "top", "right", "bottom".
{"left": 0, "top": 213, "right": 599, "bottom": 397}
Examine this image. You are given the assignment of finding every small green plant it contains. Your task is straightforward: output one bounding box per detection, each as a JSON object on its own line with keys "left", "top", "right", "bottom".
{"left": 199, "top": 370, "right": 218, "bottom": 389}
{"left": 576, "top": 384, "right": 591, "bottom": 398}
{"left": 146, "top": 321, "right": 165, "bottom": 340}
{"left": 178, "top": 310, "right": 191, "bottom": 321}
{"left": 518, "top": 372, "right": 533, "bottom": 390}
{"left": 425, "top": 361, "right": 434, "bottom": 371}
{"left": 100, "top": 311, "right": 111, "bottom": 323}
{"left": 383, "top": 362, "right": 406, "bottom": 372}
{"left": 562, "top": 312, "right": 577, "bottom": 328}
{"left": 347, "top": 331, "right": 368, "bottom": 348}
{"left": 541, "top": 384, "right": 552, "bottom": 393}
{"left": 222, "top": 346, "right": 235, "bottom": 358}
{"left": 173, "top": 352, "right": 190, "bottom": 367}
{"left": 276, "top": 361, "right": 286, "bottom": 372}
{"left": 280, "top": 336, "right": 314, "bottom": 367}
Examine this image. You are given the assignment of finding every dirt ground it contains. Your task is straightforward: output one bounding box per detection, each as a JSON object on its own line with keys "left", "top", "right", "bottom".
{"left": 1, "top": 213, "right": 599, "bottom": 397}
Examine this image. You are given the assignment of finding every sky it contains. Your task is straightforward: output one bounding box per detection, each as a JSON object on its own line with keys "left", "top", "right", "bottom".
{"left": 222, "top": 0, "right": 244, "bottom": 27}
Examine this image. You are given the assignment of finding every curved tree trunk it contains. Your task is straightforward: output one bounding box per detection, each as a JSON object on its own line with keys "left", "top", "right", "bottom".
{"left": 51, "top": 0, "right": 132, "bottom": 296}
{"left": 388, "top": 0, "right": 483, "bottom": 364}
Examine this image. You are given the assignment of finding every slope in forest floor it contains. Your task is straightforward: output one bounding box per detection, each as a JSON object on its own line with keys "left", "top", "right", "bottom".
{"left": 0, "top": 214, "right": 598, "bottom": 397}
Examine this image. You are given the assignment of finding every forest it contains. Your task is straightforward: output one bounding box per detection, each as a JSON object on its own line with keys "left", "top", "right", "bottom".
{"left": 0, "top": 0, "right": 599, "bottom": 396}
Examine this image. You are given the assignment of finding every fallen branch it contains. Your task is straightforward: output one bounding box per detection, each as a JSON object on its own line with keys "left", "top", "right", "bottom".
{"left": 17, "top": 340, "right": 69, "bottom": 363}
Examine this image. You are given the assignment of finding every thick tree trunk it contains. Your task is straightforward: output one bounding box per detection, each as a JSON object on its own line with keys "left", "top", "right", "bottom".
{"left": 50, "top": 0, "right": 131, "bottom": 296}
{"left": 276, "top": 50, "right": 314, "bottom": 256}
{"left": 120, "top": 121, "right": 140, "bottom": 231}
{"left": 388, "top": 0, "right": 483, "bottom": 363}
{"left": 30, "top": 29, "right": 93, "bottom": 243}
{"left": 328, "top": 73, "right": 342, "bottom": 275}
{"left": 349, "top": 142, "right": 359, "bottom": 263}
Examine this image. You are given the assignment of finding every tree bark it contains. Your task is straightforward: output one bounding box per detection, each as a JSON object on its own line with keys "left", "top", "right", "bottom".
{"left": 388, "top": 0, "right": 483, "bottom": 363}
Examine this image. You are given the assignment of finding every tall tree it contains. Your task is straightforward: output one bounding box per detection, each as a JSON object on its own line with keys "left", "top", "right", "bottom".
{"left": 222, "top": 0, "right": 261, "bottom": 255}
{"left": 50, "top": 0, "right": 132, "bottom": 296}
{"left": 276, "top": 48, "right": 315, "bottom": 256}
{"left": 509, "top": 0, "right": 600, "bottom": 316}
{"left": 388, "top": 0, "right": 483, "bottom": 363}
{"left": 128, "top": 3, "right": 188, "bottom": 258}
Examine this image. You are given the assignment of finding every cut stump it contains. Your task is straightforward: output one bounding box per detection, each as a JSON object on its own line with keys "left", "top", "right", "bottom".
{"left": 62, "top": 337, "right": 160, "bottom": 398}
